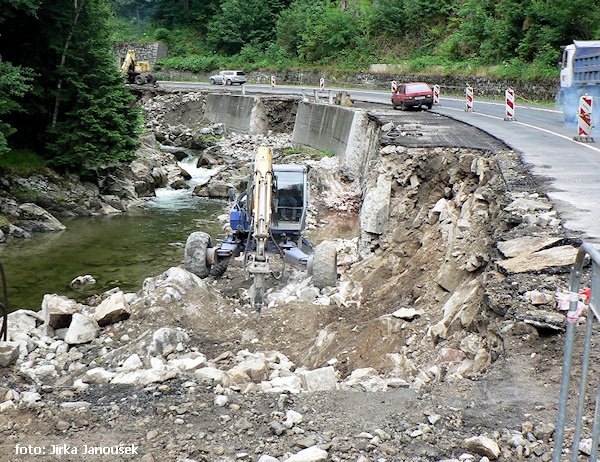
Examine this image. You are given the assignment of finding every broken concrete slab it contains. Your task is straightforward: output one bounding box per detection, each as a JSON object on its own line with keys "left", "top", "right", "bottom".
{"left": 497, "top": 236, "right": 562, "bottom": 258}
{"left": 516, "top": 310, "right": 566, "bottom": 331}
{"left": 498, "top": 245, "right": 578, "bottom": 274}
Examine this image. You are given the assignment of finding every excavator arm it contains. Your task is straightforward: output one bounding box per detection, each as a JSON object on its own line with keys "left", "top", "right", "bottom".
{"left": 247, "top": 146, "right": 275, "bottom": 310}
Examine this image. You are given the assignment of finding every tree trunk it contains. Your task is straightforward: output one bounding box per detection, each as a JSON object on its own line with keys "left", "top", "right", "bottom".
{"left": 52, "top": 0, "right": 86, "bottom": 128}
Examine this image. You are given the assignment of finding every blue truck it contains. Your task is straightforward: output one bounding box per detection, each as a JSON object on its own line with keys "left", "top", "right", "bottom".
{"left": 558, "top": 40, "right": 600, "bottom": 122}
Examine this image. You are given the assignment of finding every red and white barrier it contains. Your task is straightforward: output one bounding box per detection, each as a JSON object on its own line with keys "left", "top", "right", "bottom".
{"left": 271, "top": 75, "right": 276, "bottom": 90}
{"left": 504, "top": 88, "right": 515, "bottom": 121}
{"left": 320, "top": 77, "right": 325, "bottom": 92}
{"left": 391, "top": 80, "right": 397, "bottom": 93}
{"left": 465, "top": 86, "right": 474, "bottom": 112}
{"left": 433, "top": 85, "right": 440, "bottom": 106}
{"left": 574, "top": 94, "right": 594, "bottom": 142}
{"left": 222, "top": 74, "right": 226, "bottom": 85}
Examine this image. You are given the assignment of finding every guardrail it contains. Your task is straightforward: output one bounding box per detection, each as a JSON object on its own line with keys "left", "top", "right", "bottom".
{"left": 553, "top": 242, "right": 600, "bottom": 461}
{"left": 0, "top": 260, "right": 7, "bottom": 341}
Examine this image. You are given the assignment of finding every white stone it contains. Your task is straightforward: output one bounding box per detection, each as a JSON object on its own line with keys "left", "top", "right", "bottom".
{"left": 82, "top": 367, "right": 115, "bottom": 384}
{"left": 42, "top": 294, "right": 82, "bottom": 329}
{"left": 94, "top": 291, "right": 130, "bottom": 326}
{"left": 298, "top": 366, "right": 337, "bottom": 391}
{"left": 170, "top": 354, "right": 207, "bottom": 372}
{"left": 0, "top": 342, "right": 20, "bottom": 367}
{"left": 261, "top": 375, "right": 303, "bottom": 393}
{"left": 283, "top": 410, "right": 303, "bottom": 428}
{"left": 258, "top": 456, "right": 280, "bottom": 462}
{"left": 194, "top": 367, "right": 226, "bottom": 384}
{"left": 391, "top": 307, "right": 421, "bottom": 320}
{"left": 283, "top": 445, "right": 328, "bottom": 462}
{"left": 121, "top": 353, "right": 143, "bottom": 371}
{"left": 148, "top": 327, "right": 189, "bottom": 356}
{"left": 20, "top": 392, "right": 41, "bottom": 404}
{"left": 64, "top": 313, "right": 100, "bottom": 345}
{"left": 111, "top": 367, "right": 178, "bottom": 386}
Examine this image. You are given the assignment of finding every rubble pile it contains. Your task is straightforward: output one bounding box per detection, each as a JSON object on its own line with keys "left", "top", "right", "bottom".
{"left": 0, "top": 95, "right": 587, "bottom": 461}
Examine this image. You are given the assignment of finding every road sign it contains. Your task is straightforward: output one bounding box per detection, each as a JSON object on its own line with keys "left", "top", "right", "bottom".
{"left": 433, "top": 85, "right": 440, "bottom": 106}
{"left": 504, "top": 88, "right": 516, "bottom": 121}
{"left": 320, "top": 78, "right": 325, "bottom": 92}
{"left": 271, "top": 75, "right": 276, "bottom": 90}
{"left": 574, "top": 94, "right": 594, "bottom": 142}
{"left": 465, "top": 86, "right": 474, "bottom": 112}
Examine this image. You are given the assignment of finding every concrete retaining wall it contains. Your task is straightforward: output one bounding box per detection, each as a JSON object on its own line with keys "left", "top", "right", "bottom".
{"left": 291, "top": 102, "right": 381, "bottom": 181}
{"left": 203, "top": 94, "right": 267, "bottom": 134}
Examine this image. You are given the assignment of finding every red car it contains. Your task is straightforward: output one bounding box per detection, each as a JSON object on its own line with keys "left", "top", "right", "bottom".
{"left": 392, "top": 82, "right": 434, "bottom": 110}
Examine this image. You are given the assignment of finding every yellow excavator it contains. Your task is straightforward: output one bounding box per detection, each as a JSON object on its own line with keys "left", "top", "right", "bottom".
{"left": 184, "top": 146, "right": 338, "bottom": 312}
{"left": 120, "top": 49, "right": 157, "bottom": 85}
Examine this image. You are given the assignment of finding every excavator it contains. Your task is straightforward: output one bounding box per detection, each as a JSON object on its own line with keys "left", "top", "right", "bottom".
{"left": 184, "top": 146, "right": 338, "bottom": 312}
{"left": 120, "top": 49, "right": 157, "bottom": 85}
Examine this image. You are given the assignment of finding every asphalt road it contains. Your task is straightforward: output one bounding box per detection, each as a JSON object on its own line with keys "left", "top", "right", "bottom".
{"left": 160, "top": 81, "right": 600, "bottom": 245}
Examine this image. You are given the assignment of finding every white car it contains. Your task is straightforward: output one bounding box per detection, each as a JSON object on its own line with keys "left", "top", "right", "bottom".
{"left": 209, "top": 70, "right": 247, "bottom": 85}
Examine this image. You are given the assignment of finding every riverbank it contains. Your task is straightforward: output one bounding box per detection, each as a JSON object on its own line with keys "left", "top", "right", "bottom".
{"left": 0, "top": 89, "right": 590, "bottom": 462}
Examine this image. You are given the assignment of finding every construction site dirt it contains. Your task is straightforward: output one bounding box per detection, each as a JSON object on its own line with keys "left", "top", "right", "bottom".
{"left": 0, "top": 94, "right": 595, "bottom": 462}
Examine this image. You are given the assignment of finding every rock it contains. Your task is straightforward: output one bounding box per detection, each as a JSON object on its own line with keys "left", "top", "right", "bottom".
{"left": 64, "top": 313, "right": 100, "bottom": 345}
{"left": 258, "top": 456, "right": 280, "bottom": 462}
{"left": 580, "top": 438, "right": 593, "bottom": 456}
{"left": 228, "top": 353, "right": 270, "bottom": 383}
{"left": 504, "top": 198, "right": 553, "bottom": 213}
{"left": 298, "top": 366, "right": 337, "bottom": 391}
{"left": 82, "top": 367, "right": 116, "bottom": 384}
{"left": 516, "top": 310, "right": 565, "bottom": 331}
{"left": 498, "top": 245, "right": 578, "bottom": 274}
{"left": 0, "top": 342, "right": 20, "bottom": 367}
{"left": 13, "top": 203, "right": 66, "bottom": 232}
{"left": 462, "top": 435, "right": 501, "bottom": 459}
{"left": 497, "top": 236, "right": 561, "bottom": 258}
{"left": 93, "top": 290, "right": 130, "bottom": 326}
{"left": 20, "top": 391, "right": 42, "bottom": 404}
{"left": 533, "top": 422, "right": 556, "bottom": 441}
{"left": 283, "top": 446, "right": 328, "bottom": 462}
{"left": 148, "top": 327, "right": 189, "bottom": 356}
{"left": 360, "top": 174, "right": 392, "bottom": 235}
{"left": 392, "top": 307, "right": 421, "bottom": 320}
{"left": 42, "top": 294, "right": 82, "bottom": 329}
{"left": 70, "top": 275, "right": 96, "bottom": 287}
{"left": 169, "top": 353, "right": 207, "bottom": 372}
{"left": 194, "top": 367, "right": 227, "bottom": 384}
{"left": 283, "top": 410, "right": 303, "bottom": 428}
{"left": 111, "top": 367, "right": 178, "bottom": 386}
{"left": 121, "top": 353, "right": 143, "bottom": 371}
{"left": 261, "top": 375, "right": 303, "bottom": 393}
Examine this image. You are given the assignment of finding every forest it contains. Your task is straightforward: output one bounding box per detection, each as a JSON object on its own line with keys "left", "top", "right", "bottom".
{"left": 0, "top": 0, "right": 599, "bottom": 169}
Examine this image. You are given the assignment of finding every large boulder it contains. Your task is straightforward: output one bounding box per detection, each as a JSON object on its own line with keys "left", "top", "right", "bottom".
{"left": 13, "top": 203, "right": 66, "bottom": 232}
{"left": 93, "top": 291, "right": 130, "bottom": 326}
{"left": 42, "top": 294, "right": 82, "bottom": 329}
{"left": 64, "top": 313, "right": 100, "bottom": 345}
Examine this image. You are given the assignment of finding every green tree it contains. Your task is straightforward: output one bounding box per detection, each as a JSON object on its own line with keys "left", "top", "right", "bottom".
{"left": 0, "top": 0, "right": 142, "bottom": 168}
{"left": 0, "top": 61, "right": 34, "bottom": 155}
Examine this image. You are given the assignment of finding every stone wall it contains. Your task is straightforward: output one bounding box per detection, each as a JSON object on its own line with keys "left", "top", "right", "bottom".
{"left": 249, "top": 70, "right": 558, "bottom": 103}
{"left": 113, "top": 42, "right": 168, "bottom": 65}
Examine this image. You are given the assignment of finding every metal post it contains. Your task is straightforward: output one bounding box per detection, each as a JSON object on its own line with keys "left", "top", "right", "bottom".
{"left": 553, "top": 243, "right": 600, "bottom": 461}
{"left": 0, "top": 261, "right": 8, "bottom": 341}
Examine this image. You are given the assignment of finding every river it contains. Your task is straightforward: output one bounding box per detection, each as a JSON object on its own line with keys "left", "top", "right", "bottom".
{"left": 0, "top": 156, "right": 228, "bottom": 313}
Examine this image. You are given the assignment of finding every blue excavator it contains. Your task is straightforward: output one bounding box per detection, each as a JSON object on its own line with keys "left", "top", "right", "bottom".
{"left": 184, "top": 146, "right": 338, "bottom": 311}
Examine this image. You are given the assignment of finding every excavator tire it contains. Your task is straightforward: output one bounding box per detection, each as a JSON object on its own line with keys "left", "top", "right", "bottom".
{"left": 312, "top": 241, "right": 338, "bottom": 289}
{"left": 184, "top": 231, "right": 212, "bottom": 278}
{"left": 209, "top": 260, "right": 229, "bottom": 278}
{"left": 146, "top": 73, "right": 157, "bottom": 84}
{"left": 134, "top": 74, "right": 145, "bottom": 85}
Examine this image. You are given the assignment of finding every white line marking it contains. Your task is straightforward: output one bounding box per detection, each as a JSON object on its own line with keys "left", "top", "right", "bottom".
{"left": 440, "top": 106, "right": 600, "bottom": 153}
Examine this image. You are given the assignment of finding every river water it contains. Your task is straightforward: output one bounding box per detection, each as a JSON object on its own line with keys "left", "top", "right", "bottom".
{"left": 0, "top": 156, "right": 228, "bottom": 312}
